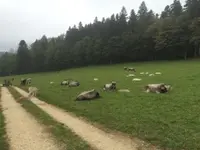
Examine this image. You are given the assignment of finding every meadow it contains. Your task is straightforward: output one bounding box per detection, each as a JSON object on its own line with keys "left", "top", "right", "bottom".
{"left": 2, "top": 60, "right": 200, "bottom": 149}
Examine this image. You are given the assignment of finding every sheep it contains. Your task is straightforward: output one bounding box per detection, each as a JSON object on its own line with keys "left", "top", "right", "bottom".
{"left": 103, "top": 81, "right": 117, "bottom": 91}
{"left": 27, "top": 78, "right": 32, "bottom": 85}
{"left": 149, "top": 74, "right": 155, "bottom": 77}
{"left": 68, "top": 81, "right": 80, "bottom": 87}
{"left": 76, "top": 89, "right": 100, "bottom": 101}
{"left": 132, "top": 78, "right": 142, "bottom": 81}
{"left": 60, "top": 80, "right": 69, "bottom": 85}
{"left": 155, "top": 72, "right": 162, "bottom": 75}
{"left": 140, "top": 72, "right": 144, "bottom": 75}
{"left": 20, "top": 78, "right": 27, "bottom": 86}
{"left": 20, "top": 78, "right": 31, "bottom": 86}
{"left": 50, "top": 81, "right": 54, "bottom": 84}
{"left": 144, "top": 83, "right": 171, "bottom": 94}
{"left": 28, "top": 86, "right": 38, "bottom": 98}
{"left": 127, "top": 68, "right": 136, "bottom": 72}
{"left": 126, "top": 74, "right": 135, "bottom": 77}
{"left": 94, "top": 78, "right": 99, "bottom": 81}
{"left": 124, "top": 67, "right": 136, "bottom": 72}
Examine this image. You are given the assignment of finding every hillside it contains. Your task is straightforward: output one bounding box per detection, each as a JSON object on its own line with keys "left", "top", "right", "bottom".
{"left": 2, "top": 60, "right": 200, "bottom": 150}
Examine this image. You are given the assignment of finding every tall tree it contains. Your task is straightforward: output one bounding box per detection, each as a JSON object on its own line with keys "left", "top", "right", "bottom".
{"left": 161, "top": 5, "right": 172, "bottom": 18}
{"left": 128, "top": 9, "right": 137, "bottom": 32}
{"left": 16, "top": 40, "right": 32, "bottom": 74}
{"left": 185, "top": 0, "right": 200, "bottom": 18}
{"left": 170, "top": 0, "right": 183, "bottom": 17}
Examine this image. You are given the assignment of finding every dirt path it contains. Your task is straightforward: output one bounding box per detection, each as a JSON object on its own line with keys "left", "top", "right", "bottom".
{"left": 1, "top": 87, "right": 60, "bottom": 150}
{"left": 14, "top": 86, "right": 159, "bottom": 150}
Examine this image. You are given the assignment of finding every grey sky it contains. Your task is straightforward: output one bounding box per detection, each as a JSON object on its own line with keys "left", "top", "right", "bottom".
{"left": 0, "top": 0, "right": 185, "bottom": 51}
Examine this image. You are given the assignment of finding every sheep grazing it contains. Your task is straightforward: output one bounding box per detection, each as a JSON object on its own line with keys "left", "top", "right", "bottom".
{"left": 144, "top": 83, "right": 171, "bottom": 94}
{"left": 50, "top": 81, "right": 54, "bottom": 84}
{"left": 76, "top": 89, "right": 100, "bottom": 101}
{"left": 103, "top": 81, "right": 117, "bottom": 91}
{"left": 140, "top": 72, "right": 144, "bottom": 75}
{"left": 28, "top": 86, "right": 38, "bottom": 98}
{"left": 94, "top": 78, "right": 99, "bottom": 81}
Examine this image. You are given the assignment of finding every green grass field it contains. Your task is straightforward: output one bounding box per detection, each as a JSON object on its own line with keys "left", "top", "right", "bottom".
{"left": 2, "top": 60, "right": 200, "bottom": 149}
{"left": 0, "top": 88, "right": 9, "bottom": 150}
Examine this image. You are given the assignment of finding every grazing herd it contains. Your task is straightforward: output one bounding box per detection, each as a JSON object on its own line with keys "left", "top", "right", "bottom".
{"left": 1, "top": 66, "right": 172, "bottom": 101}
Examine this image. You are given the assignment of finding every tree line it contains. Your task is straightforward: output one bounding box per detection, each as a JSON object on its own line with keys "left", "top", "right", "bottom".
{"left": 0, "top": 0, "right": 200, "bottom": 76}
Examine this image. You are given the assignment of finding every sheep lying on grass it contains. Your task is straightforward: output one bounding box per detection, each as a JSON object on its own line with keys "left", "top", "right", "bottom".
{"left": 144, "top": 83, "right": 171, "bottom": 94}
{"left": 124, "top": 67, "right": 136, "bottom": 72}
{"left": 61, "top": 79, "right": 80, "bottom": 87}
{"left": 103, "top": 81, "right": 117, "bottom": 91}
{"left": 76, "top": 89, "right": 100, "bottom": 101}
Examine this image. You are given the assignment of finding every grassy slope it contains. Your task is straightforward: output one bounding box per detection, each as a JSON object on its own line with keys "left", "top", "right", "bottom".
{"left": 3, "top": 60, "right": 200, "bottom": 149}
{"left": 0, "top": 88, "right": 9, "bottom": 150}
{"left": 8, "top": 87, "right": 92, "bottom": 150}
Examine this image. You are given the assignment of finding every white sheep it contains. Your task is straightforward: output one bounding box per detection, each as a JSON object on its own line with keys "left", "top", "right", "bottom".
{"left": 132, "top": 78, "right": 142, "bottom": 81}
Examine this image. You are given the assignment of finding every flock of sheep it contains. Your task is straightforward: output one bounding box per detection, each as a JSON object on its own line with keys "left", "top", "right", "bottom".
{"left": 1, "top": 67, "right": 172, "bottom": 101}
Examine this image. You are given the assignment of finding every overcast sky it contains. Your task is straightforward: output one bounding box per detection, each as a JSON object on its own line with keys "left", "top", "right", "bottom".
{"left": 0, "top": 0, "right": 185, "bottom": 51}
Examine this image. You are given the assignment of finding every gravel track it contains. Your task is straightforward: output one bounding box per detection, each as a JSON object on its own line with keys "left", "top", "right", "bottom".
{"left": 1, "top": 87, "right": 60, "bottom": 150}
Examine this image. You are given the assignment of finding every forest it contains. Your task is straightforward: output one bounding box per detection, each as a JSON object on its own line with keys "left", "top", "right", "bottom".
{"left": 0, "top": 0, "right": 200, "bottom": 76}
